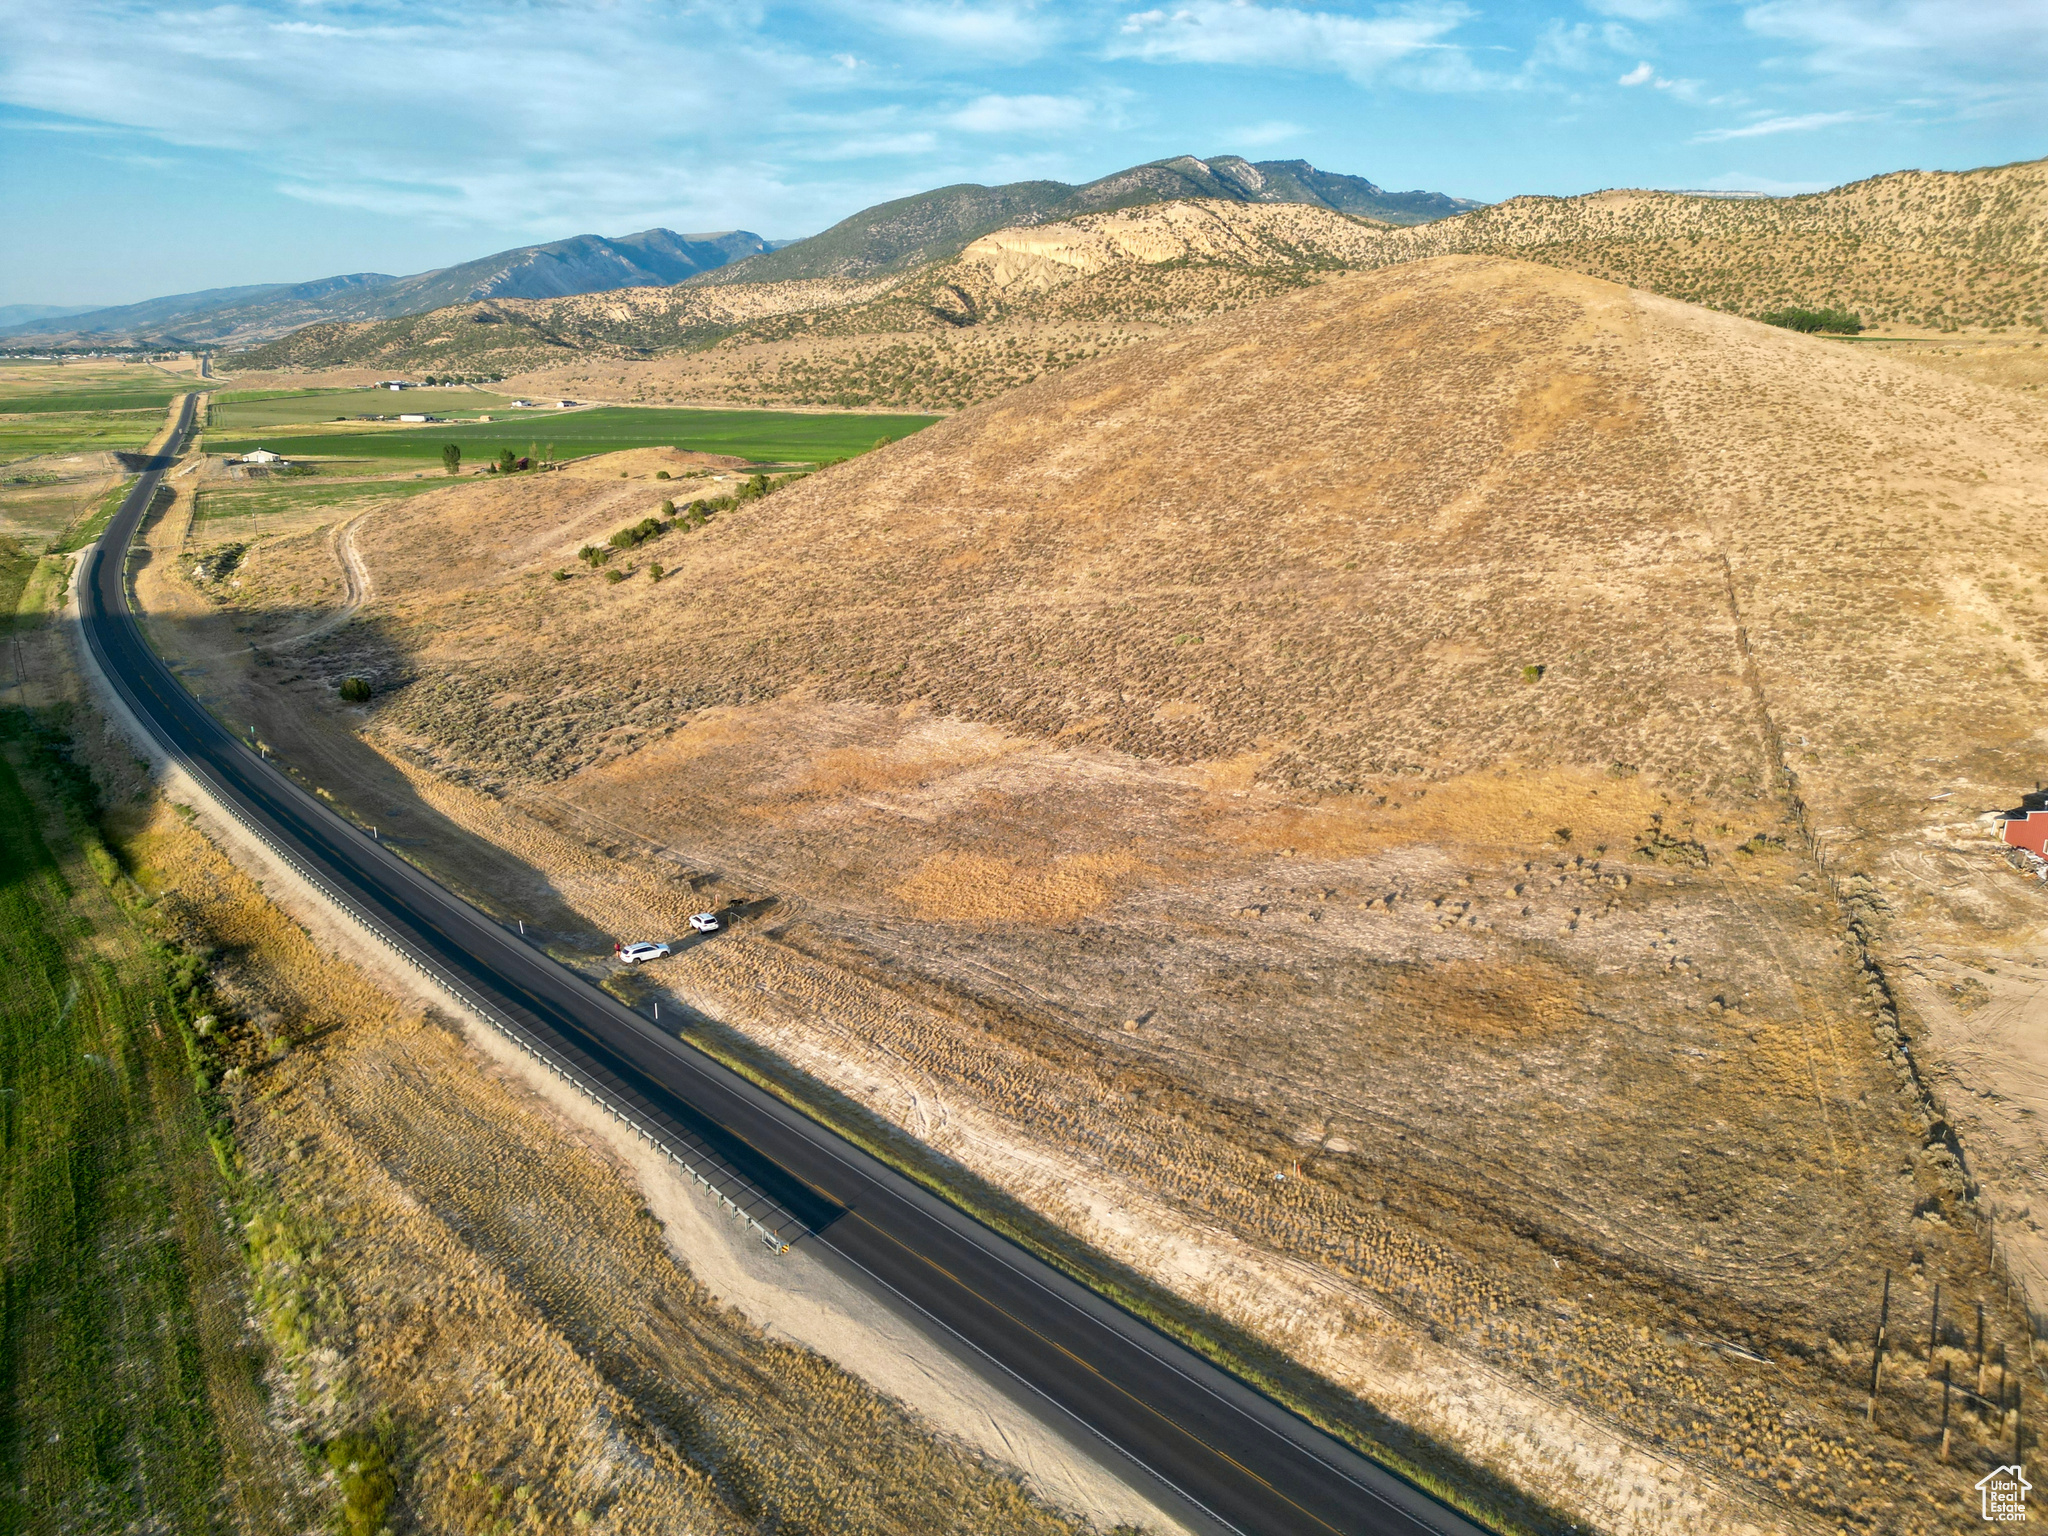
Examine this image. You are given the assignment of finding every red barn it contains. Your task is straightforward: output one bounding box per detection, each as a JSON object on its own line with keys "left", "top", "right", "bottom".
{"left": 1998, "top": 792, "right": 2048, "bottom": 855}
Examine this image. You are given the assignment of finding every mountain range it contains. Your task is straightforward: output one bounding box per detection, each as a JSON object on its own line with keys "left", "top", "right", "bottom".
{"left": 2, "top": 155, "right": 1477, "bottom": 351}
{"left": 0, "top": 229, "right": 780, "bottom": 348}
{"left": 693, "top": 154, "right": 1482, "bottom": 286}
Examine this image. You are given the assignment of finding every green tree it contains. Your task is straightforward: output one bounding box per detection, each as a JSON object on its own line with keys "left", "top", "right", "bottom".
{"left": 441, "top": 443, "right": 461, "bottom": 476}
{"left": 498, "top": 448, "right": 519, "bottom": 474}
{"left": 1759, "top": 306, "right": 1863, "bottom": 334}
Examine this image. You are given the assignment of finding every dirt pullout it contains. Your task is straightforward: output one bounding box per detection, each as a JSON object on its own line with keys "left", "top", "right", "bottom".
{"left": 556, "top": 446, "right": 753, "bottom": 479}
{"left": 142, "top": 256, "right": 2048, "bottom": 1534}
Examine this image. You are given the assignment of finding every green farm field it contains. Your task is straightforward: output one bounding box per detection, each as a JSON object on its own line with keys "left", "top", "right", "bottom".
{"left": 194, "top": 476, "right": 453, "bottom": 522}
{"left": 0, "top": 410, "right": 161, "bottom": 465}
{"left": 47, "top": 477, "right": 136, "bottom": 553}
{"left": 0, "top": 547, "right": 222, "bottom": 1530}
{"left": 0, "top": 362, "right": 191, "bottom": 416}
{"left": 208, "top": 387, "right": 514, "bottom": 430}
{"left": 205, "top": 405, "right": 941, "bottom": 466}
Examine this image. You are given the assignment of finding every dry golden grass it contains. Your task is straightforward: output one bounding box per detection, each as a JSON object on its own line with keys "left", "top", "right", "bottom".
{"left": 149, "top": 255, "right": 2048, "bottom": 1532}
{"left": 116, "top": 794, "right": 1100, "bottom": 1536}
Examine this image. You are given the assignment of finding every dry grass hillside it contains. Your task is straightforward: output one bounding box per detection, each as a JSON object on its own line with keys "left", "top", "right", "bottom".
{"left": 1377, "top": 157, "right": 2047, "bottom": 334}
{"left": 160, "top": 255, "right": 2048, "bottom": 1533}
{"left": 239, "top": 157, "right": 2046, "bottom": 414}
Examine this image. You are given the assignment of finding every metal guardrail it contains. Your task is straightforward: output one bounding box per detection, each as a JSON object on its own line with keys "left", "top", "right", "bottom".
{"left": 87, "top": 417, "right": 802, "bottom": 1251}
{"left": 187, "top": 754, "right": 804, "bottom": 1253}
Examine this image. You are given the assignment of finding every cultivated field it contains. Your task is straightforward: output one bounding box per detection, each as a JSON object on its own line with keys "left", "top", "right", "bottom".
{"left": 0, "top": 360, "right": 192, "bottom": 547}
{"left": 208, "top": 386, "right": 516, "bottom": 429}
{"left": 201, "top": 399, "right": 940, "bottom": 468}
{"left": 138, "top": 256, "right": 2048, "bottom": 1533}
{"left": 0, "top": 538, "right": 319, "bottom": 1533}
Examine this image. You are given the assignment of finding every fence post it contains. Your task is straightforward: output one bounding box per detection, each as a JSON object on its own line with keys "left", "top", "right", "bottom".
{"left": 1940, "top": 1364, "right": 1951, "bottom": 1462}
{"left": 1929, "top": 1282, "right": 1941, "bottom": 1365}
{"left": 1977, "top": 1302, "right": 1987, "bottom": 1397}
{"left": 1868, "top": 1269, "right": 1891, "bottom": 1421}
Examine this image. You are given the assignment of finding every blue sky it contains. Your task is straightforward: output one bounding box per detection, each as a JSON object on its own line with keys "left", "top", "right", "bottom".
{"left": 2, "top": 0, "right": 2042, "bottom": 307}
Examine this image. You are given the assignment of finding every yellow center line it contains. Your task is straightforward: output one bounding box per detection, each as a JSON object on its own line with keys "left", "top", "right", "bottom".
{"left": 852, "top": 1210, "right": 1348, "bottom": 1536}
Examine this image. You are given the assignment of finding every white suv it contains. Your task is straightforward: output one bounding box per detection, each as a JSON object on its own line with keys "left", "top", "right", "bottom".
{"left": 688, "top": 913, "right": 721, "bottom": 934}
{"left": 619, "top": 941, "right": 671, "bottom": 963}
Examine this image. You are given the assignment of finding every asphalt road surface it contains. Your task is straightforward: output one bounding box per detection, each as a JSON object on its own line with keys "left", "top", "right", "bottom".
{"left": 79, "top": 398, "right": 1493, "bottom": 1536}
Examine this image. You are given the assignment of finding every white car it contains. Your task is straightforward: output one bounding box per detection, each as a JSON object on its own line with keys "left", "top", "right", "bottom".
{"left": 688, "top": 913, "right": 722, "bottom": 934}
{"left": 619, "top": 941, "right": 671, "bottom": 964}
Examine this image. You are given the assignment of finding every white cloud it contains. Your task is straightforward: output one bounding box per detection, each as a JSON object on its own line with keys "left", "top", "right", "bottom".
{"left": 1226, "top": 119, "right": 1305, "bottom": 147}
{"left": 1109, "top": 1, "right": 1480, "bottom": 86}
{"left": 855, "top": 3, "right": 1055, "bottom": 58}
{"left": 1741, "top": 0, "right": 2048, "bottom": 115}
{"left": 794, "top": 131, "right": 942, "bottom": 160}
{"left": 0, "top": 1, "right": 873, "bottom": 239}
{"left": 1586, "top": 0, "right": 1687, "bottom": 18}
{"left": 947, "top": 93, "right": 1094, "bottom": 134}
{"left": 1616, "top": 58, "right": 1700, "bottom": 98}
{"left": 1691, "top": 109, "right": 1867, "bottom": 141}
{"left": 1692, "top": 170, "right": 1834, "bottom": 194}
{"left": 1743, "top": 0, "right": 2048, "bottom": 75}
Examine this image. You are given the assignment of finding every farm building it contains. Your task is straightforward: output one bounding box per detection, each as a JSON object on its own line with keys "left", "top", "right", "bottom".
{"left": 240, "top": 448, "right": 286, "bottom": 465}
{"left": 1996, "top": 791, "right": 2048, "bottom": 856}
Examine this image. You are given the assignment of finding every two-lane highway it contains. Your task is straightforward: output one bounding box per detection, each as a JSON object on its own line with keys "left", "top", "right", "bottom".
{"left": 78, "top": 397, "right": 1491, "bottom": 1536}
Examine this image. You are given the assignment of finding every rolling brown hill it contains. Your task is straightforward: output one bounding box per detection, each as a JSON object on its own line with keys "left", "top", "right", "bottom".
{"left": 173, "top": 256, "right": 2048, "bottom": 1533}
{"left": 233, "top": 155, "right": 2047, "bottom": 406}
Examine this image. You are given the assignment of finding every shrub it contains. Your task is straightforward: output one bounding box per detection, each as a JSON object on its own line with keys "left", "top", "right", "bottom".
{"left": 648, "top": 562, "right": 664, "bottom": 581}
{"left": 659, "top": 499, "right": 675, "bottom": 517}
{"left": 738, "top": 473, "right": 770, "bottom": 500}
{"left": 607, "top": 516, "right": 664, "bottom": 549}
{"left": 655, "top": 470, "right": 671, "bottom": 479}
{"left": 1760, "top": 306, "right": 1863, "bottom": 334}
{"left": 1521, "top": 664, "right": 1545, "bottom": 683}
{"left": 552, "top": 568, "right": 570, "bottom": 582}
{"left": 339, "top": 677, "right": 372, "bottom": 703}
{"left": 604, "top": 569, "right": 628, "bottom": 584}
{"left": 326, "top": 1431, "right": 396, "bottom": 1536}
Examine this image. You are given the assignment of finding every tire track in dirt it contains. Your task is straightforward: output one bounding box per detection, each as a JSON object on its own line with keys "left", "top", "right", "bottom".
{"left": 264, "top": 511, "right": 374, "bottom": 653}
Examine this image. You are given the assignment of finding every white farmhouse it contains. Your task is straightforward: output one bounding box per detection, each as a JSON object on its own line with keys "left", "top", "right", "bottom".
{"left": 241, "top": 448, "right": 286, "bottom": 465}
